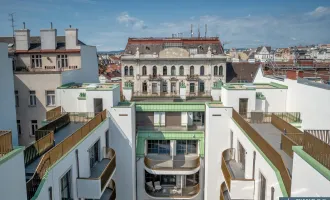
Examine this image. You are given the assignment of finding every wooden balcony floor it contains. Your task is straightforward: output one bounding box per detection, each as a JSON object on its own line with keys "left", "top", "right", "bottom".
{"left": 90, "top": 158, "right": 111, "bottom": 178}
{"left": 250, "top": 123, "right": 293, "bottom": 174}
{"left": 25, "top": 122, "right": 86, "bottom": 174}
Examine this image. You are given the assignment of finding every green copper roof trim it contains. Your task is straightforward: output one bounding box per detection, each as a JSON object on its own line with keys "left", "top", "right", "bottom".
{"left": 31, "top": 119, "right": 108, "bottom": 199}
{"left": 114, "top": 101, "right": 135, "bottom": 108}
{"left": 136, "top": 131, "right": 205, "bottom": 157}
{"left": 57, "top": 82, "right": 76, "bottom": 89}
{"left": 0, "top": 146, "right": 24, "bottom": 166}
{"left": 135, "top": 102, "right": 205, "bottom": 112}
{"left": 222, "top": 83, "right": 256, "bottom": 90}
{"left": 292, "top": 146, "right": 330, "bottom": 181}
{"left": 269, "top": 82, "right": 288, "bottom": 89}
{"left": 232, "top": 119, "right": 289, "bottom": 197}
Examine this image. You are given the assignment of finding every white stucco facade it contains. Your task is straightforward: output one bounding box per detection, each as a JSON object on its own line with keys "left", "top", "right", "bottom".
{"left": 0, "top": 43, "right": 18, "bottom": 145}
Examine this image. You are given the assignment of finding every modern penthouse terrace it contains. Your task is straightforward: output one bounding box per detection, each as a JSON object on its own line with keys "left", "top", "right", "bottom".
{"left": 223, "top": 82, "right": 288, "bottom": 90}
{"left": 58, "top": 82, "right": 120, "bottom": 91}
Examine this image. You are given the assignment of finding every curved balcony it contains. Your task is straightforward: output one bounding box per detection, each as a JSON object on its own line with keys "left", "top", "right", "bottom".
{"left": 99, "top": 179, "right": 116, "bottom": 200}
{"left": 221, "top": 148, "right": 254, "bottom": 199}
{"left": 145, "top": 183, "right": 200, "bottom": 199}
{"left": 77, "top": 148, "right": 116, "bottom": 199}
{"left": 144, "top": 154, "right": 200, "bottom": 175}
{"left": 220, "top": 182, "right": 231, "bottom": 200}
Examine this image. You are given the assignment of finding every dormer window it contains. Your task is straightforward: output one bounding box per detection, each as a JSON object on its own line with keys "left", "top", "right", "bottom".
{"left": 31, "top": 55, "right": 42, "bottom": 68}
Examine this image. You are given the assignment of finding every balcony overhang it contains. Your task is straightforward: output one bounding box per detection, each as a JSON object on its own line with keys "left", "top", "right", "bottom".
{"left": 77, "top": 148, "right": 116, "bottom": 199}
{"left": 144, "top": 154, "right": 200, "bottom": 175}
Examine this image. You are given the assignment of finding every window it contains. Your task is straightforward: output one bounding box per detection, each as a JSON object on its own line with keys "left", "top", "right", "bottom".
{"left": 163, "top": 66, "right": 167, "bottom": 75}
{"left": 15, "top": 90, "right": 19, "bottom": 107}
{"left": 46, "top": 91, "right": 55, "bottom": 106}
{"left": 152, "top": 66, "right": 157, "bottom": 76}
{"left": 199, "top": 81, "right": 204, "bottom": 92}
{"left": 171, "top": 82, "right": 176, "bottom": 93}
{"left": 31, "top": 120, "right": 38, "bottom": 136}
{"left": 142, "top": 82, "right": 147, "bottom": 93}
{"left": 171, "top": 66, "right": 176, "bottom": 76}
{"left": 179, "top": 66, "right": 184, "bottom": 76}
{"left": 186, "top": 172, "right": 199, "bottom": 186}
{"left": 57, "top": 55, "right": 68, "bottom": 68}
{"left": 214, "top": 66, "right": 218, "bottom": 75}
{"left": 259, "top": 172, "right": 266, "bottom": 200}
{"left": 17, "top": 120, "right": 21, "bottom": 135}
{"left": 190, "top": 83, "right": 195, "bottom": 93}
{"left": 129, "top": 66, "right": 134, "bottom": 76}
{"left": 190, "top": 66, "right": 194, "bottom": 75}
{"left": 176, "top": 140, "right": 198, "bottom": 154}
{"left": 89, "top": 140, "right": 100, "bottom": 168}
{"left": 60, "top": 169, "right": 72, "bottom": 199}
{"left": 147, "top": 140, "right": 170, "bottom": 154}
{"left": 200, "top": 66, "right": 204, "bottom": 75}
{"left": 29, "top": 91, "right": 36, "bottom": 106}
{"left": 162, "top": 81, "right": 167, "bottom": 93}
{"left": 124, "top": 66, "right": 128, "bottom": 76}
{"left": 219, "top": 65, "right": 223, "bottom": 76}
{"left": 142, "top": 66, "right": 147, "bottom": 75}
{"left": 31, "top": 55, "right": 42, "bottom": 68}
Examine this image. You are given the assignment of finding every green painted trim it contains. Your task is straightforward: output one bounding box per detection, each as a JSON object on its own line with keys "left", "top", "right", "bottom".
{"left": 114, "top": 101, "right": 134, "bottom": 108}
{"left": 211, "top": 87, "right": 222, "bottom": 90}
{"left": 222, "top": 83, "right": 256, "bottom": 90}
{"left": 0, "top": 147, "right": 24, "bottom": 166}
{"left": 292, "top": 146, "right": 330, "bottom": 181}
{"left": 136, "top": 104, "right": 205, "bottom": 112}
{"left": 136, "top": 131, "right": 205, "bottom": 157}
{"left": 77, "top": 97, "right": 86, "bottom": 100}
{"left": 232, "top": 119, "right": 289, "bottom": 197}
{"left": 57, "top": 82, "right": 76, "bottom": 89}
{"left": 135, "top": 102, "right": 205, "bottom": 105}
{"left": 269, "top": 82, "right": 288, "bottom": 89}
{"left": 31, "top": 119, "right": 108, "bottom": 199}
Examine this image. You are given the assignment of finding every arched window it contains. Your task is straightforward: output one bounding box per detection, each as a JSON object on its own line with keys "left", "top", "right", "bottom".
{"left": 200, "top": 66, "right": 204, "bottom": 75}
{"left": 129, "top": 66, "right": 134, "bottom": 76}
{"left": 152, "top": 66, "right": 157, "bottom": 76}
{"left": 214, "top": 66, "right": 218, "bottom": 76}
{"left": 190, "top": 66, "right": 194, "bottom": 75}
{"left": 179, "top": 66, "right": 184, "bottom": 76}
{"left": 171, "top": 66, "right": 176, "bottom": 76}
{"left": 142, "top": 66, "right": 147, "bottom": 75}
{"left": 124, "top": 66, "right": 128, "bottom": 76}
{"left": 219, "top": 65, "right": 223, "bottom": 76}
{"left": 163, "top": 66, "right": 167, "bottom": 76}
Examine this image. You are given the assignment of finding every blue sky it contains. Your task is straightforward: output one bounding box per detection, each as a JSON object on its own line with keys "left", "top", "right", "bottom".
{"left": 0, "top": 0, "right": 330, "bottom": 51}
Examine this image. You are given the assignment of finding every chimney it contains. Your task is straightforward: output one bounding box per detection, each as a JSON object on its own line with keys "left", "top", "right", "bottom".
{"left": 40, "top": 22, "right": 57, "bottom": 50}
{"left": 65, "top": 27, "right": 80, "bottom": 49}
{"left": 15, "top": 23, "right": 30, "bottom": 50}
{"left": 286, "top": 70, "right": 304, "bottom": 80}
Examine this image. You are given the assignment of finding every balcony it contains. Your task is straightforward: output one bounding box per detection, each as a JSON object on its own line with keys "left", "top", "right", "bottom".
{"left": 99, "top": 179, "right": 116, "bottom": 200}
{"left": 77, "top": 148, "right": 116, "bottom": 199}
{"left": 220, "top": 182, "right": 231, "bottom": 200}
{"left": 14, "top": 65, "right": 80, "bottom": 73}
{"left": 221, "top": 148, "right": 254, "bottom": 199}
{"left": 137, "top": 125, "right": 204, "bottom": 132}
{"left": 144, "top": 154, "right": 200, "bottom": 174}
{"left": 145, "top": 183, "right": 200, "bottom": 199}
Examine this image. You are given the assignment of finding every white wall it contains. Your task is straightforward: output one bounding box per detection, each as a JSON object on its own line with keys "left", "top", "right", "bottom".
{"left": 0, "top": 148, "right": 27, "bottom": 200}
{"left": 204, "top": 106, "right": 232, "bottom": 200}
{"left": 35, "top": 119, "right": 109, "bottom": 200}
{"left": 229, "top": 118, "right": 285, "bottom": 199}
{"left": 86, "top": 90, "right": 115, "bottom": 112}
{"left": 61, "top": 45, "right": 98, "bottom": 84}
{"left": 222, "top": 88, "right": 256, "bottom": 112}
{"left": 256, "top": 89, "right": 287, "bottom": 112}
{"left": 291, "top": 151, "right": 330, "bottom": 197}
{"left": 0, "top": 43, "right": 18, "bottom": 145}
{"left": 56, "top": 88, "right": 86, "bottom": 112}
{"left": 109, "top": 106, "right": 136, "bottom": 200}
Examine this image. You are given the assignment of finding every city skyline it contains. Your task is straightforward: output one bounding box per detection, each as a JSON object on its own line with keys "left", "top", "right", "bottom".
{"left": 0, "top": 0, "right": 329, "bottom": 51}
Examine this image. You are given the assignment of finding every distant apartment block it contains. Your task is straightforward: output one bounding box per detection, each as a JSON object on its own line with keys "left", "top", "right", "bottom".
{"left": 0, "top": 25, "right": 99, "bottom": 146}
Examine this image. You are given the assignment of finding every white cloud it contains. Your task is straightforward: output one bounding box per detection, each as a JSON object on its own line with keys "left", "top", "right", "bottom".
{"left": 291, "top": 37, "right": 297, "bottom": 41}
{"left": 116, "top": 12, "right": 147, "bottom": 30}
{"left": 307, "top": 6, "right": 330, "bottom": 17}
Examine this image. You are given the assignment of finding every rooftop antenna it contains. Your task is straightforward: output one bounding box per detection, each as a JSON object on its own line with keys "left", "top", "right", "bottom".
{"left": 8, "top": 13, "right": 15, "bottom": 47}
{"left": 50, "top": 22, "right": 53, "bottom": 29}
{"left": 69, "top": 25, "right": 72, "bottom": 28}
{"left": 191, "top": 24, "right": 193, "bottom": 38}
{"left": 198, "top": 24, "right": 200, "bottom": 38}
{"left": 205, "top": 24, "right": 207, "bottom": 38}
{"left": 23, "top": 22, "right": 26, "bottom": 29}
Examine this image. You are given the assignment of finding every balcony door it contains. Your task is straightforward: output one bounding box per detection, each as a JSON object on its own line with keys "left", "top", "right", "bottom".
{"left": 239, "top": 98, "right": 248, "bottom": 117}
{"left": 259, "top": 172, "right": 266, "bottom": 200}
{"left": 89, "top": 140, "right": 100, "bottom": 169}
{"left": 152, "top": 83, "right": 158, "bottom": 94}
{"left": 237, "top": 141, "right": 246, "bottom": 173}
{"left": 93, "top": 98, "right": 103, "bottom": 113}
